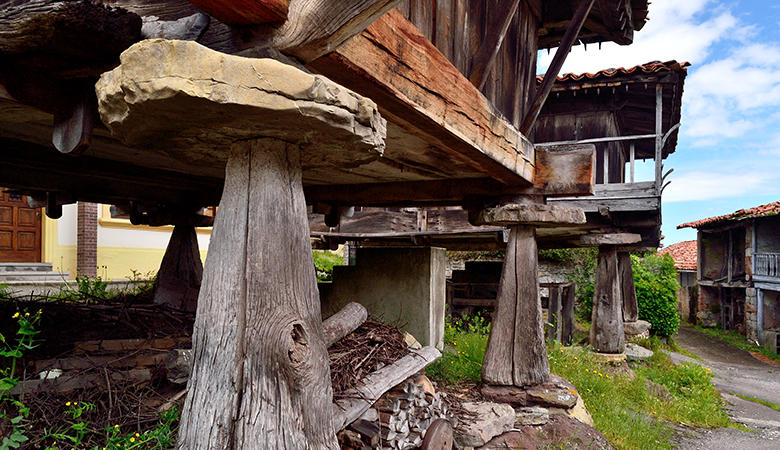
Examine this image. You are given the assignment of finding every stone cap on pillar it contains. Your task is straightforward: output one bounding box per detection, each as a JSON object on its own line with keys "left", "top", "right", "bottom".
{"left": 472, "top": 203, "right": 586, "bottom": 227}
{"left": 576, "top": 233, "right": 642, "bottom": 246}
{"left": 96, "top": 39, "right": 386, "bottom": 171}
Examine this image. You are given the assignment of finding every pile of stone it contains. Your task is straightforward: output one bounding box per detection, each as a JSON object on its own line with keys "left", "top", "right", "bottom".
{"left": 452, "top": 375, "right": 594, "bottom": 448}
{"left": 339, "top": 374, "right": 454, "bottom": 449}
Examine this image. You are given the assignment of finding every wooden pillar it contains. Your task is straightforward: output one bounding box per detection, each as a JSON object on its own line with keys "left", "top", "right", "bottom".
{"left": 561, "top": 283, "right": 575, "bottom": 345}
{"left": 618, "top": 251, "right": 638, "bottom": 322}
{"left": 546, "top": 285, "right": 562, "bottom": 342}
{"left": 153, "top": 224, "right": 202, "bottom": 312}
{"left": 590, "top": 246, "right": 625, "bottom": 354}
{"left": 179, "top": 139, "right": 337, "bottom": 449}
{"left": 482, "top": 226, "right": 549, "bottom": 387}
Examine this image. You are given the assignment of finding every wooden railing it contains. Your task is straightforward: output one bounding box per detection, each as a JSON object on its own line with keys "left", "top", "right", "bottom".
{"left": 755, "top": 253, "right": 780, "bottom": 279}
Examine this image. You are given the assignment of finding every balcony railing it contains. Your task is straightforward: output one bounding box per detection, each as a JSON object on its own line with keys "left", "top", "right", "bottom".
{"left": 755, "top": 253, "right": 780, "bottom": 279}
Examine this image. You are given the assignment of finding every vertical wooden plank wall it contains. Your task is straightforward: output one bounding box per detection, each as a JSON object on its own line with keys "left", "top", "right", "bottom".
{"left": 397, "top": 0, "right": 540, "bottom": 130}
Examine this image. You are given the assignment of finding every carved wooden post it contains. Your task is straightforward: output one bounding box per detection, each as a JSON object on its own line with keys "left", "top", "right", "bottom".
{"left": 590, "top": 246, "right": 625, "bottom": 354}
{"left": 96, "top": 40, "right": 385, "bottom": 449}
{"left": 472, "top": 203, "right": 585, "bottom": 387}
{"left": 618, "top": 251, "right": 638, "bottom": 322}
{"left": 154, "top": 224, "right": 202, "bottom": 312}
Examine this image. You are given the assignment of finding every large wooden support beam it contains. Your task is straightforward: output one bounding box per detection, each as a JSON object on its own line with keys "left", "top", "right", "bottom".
{"left": 153, "top": 225, "right": 203, "bottom": 312}
{"left": 482, "top": 225, "right": 549, "bottom": 386}
{"left": 468, "top": 0, "right": 522, "bottom": 89}
{"left": 546, "top": 285, "right": 562, "bottom": 342}
{"left": 520, "top": 0, "right": 596, "bottom": 134}
{"left": 181, "top": 139, "right": 337, "bottom": 448}
{"left": 309, "top": 9, "right": 535, "bottom": 185}
{"left": 618, "top": 251, "right": 638, "bottom": 322}
{"left": 590, "top": 246, "right": 625, "bottom": 354}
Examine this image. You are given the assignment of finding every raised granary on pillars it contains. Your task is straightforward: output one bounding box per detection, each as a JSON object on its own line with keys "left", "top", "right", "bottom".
{"left": 471, "top": 202, "right": 585, "bottom": 387}
{"left": 96, "top": 39, "right": 386, "bottom": 448}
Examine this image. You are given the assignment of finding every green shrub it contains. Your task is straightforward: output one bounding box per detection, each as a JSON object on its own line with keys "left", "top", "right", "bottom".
{"left": 633, "top": 254, "right": 680, "bottom": 337}
{"left": 578, "top": 252, "right": 680, "bottom": 337}
{"left": 312, "top": 250, "right": 343, "bottom": 281}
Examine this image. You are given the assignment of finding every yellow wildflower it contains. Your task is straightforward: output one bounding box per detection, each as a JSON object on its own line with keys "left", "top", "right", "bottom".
{"left": 130, "top": 437, "right": 135, "bottom": 443}
{"left": 24, "top": 312, "right": 29, "bottom": 317}
{"left": 66, "top": 402, "right": 71, "bottom": 406}
{"left": 12, "top": 312, "right": 19, "bottom": 319}
{"left": 135, "top": 433, "right": 140, "bottom": 437}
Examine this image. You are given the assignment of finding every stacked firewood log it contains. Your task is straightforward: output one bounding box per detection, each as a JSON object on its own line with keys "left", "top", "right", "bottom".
{"left": 340, "top": 374, "right": 455, "bottom": 449}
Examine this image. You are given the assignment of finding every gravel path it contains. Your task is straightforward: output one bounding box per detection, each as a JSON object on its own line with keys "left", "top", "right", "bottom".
{"left": 670, "top": 326, "right": 780, "bottom": 449}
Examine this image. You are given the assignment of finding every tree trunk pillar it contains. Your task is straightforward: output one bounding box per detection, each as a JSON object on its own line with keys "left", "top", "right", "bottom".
{"left": 482, "top": 225, "right": 549, "bottom": 387}
{"left": 590, "top": 246, "right": 625, "bottom": 354}
{"left": 153, "top": 224, "right": 202, "bottom": 312}
{"left": 178, "top": 138, "right": 337, "bottom": 449}
{"left": 618, "top": 251, "right": 638, "bottom": 322}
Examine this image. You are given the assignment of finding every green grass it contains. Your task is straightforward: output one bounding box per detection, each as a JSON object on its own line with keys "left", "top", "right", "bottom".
{"left": 692, "top": 325, "right": 780, "bottom": 364}
{"left": 731, "top": 392, "right": 780, "bottom": 412}
{"left": 312, "top": 250, "right": 343, "bottom": 281}
{"left": 427, "top": 318, "right": 736, "bottom": 449}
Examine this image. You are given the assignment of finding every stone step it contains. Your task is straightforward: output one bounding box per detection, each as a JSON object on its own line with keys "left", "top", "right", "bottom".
{"left": 0, "top": 271, "right": 69, "bottom": 282}
{"left": 0, "top": 262, "right": 53, "bottom": 273}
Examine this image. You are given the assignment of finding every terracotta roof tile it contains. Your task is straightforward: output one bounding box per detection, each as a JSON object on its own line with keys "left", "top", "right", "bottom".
{"left": 658, "top": 240, "right": 697, "bottom": 271}
{"left": 537, "top": 60, "right": 690, "bottom": 84}
{"left": 678, "top": 201, "right": 780, "bottom": 229}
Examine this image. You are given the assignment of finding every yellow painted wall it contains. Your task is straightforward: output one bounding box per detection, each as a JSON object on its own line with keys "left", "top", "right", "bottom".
{"left": 42, "top": 210, "right": 209, "bottom": 280}
{"left": 42, "top": 216, "right": 77, "bottom": 278}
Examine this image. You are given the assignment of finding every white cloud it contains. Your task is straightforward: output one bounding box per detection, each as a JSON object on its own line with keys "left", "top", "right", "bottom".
{"left": 663, "top": 170, "right": 773, "bottom": 202}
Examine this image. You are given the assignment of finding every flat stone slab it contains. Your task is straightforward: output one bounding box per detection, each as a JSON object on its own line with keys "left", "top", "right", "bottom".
{"left": 481, "top": 375, "right": 579, "bottom": 409}
{"left": 549, "top": 396, "right": 594, "bottom": 427}
{"left": 515, "top": 406, "right": 549, "bottom": 426}
{"left": 472, "top": 203, "right": 585, "bottom": 227}
{"left": 625, "top": 343, "right": 654, "bottom": 361}
{"left": 624, "top": 320, "right": 651, "bottom": 336}
{"left": 454, "top": 401, "right": 515, "bottom": 448}
{"left": 96, "top": 39, "right": 386, "bottom": 172}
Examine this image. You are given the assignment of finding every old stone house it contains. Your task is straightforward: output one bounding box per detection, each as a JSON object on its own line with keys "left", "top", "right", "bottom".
{"left": 679, "top": 201, "right": 780, "bottom": 353}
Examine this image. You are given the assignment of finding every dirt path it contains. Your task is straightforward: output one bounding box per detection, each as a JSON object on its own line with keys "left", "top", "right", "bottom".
{"left": 670, "top": 326, "right": 780, "bottom": 449}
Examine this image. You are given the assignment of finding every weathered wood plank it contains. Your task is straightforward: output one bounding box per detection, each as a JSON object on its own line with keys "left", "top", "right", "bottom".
{"left": 545, "top": 285, "right": 562, "bottom": 342}
{"left": 309, "top": 9, "right": 535, "bottom": 185}
{"left": 590, "top": 246, "right": 625, "bottom": 353}
{"left": 521, "top": 0, "right": 596, "bottom": 134}
{"left": 187, "top": 0, "right": 290, "bottom": 24}
{"left": 333, "top": 346, "right": 441, "bottom": 431}
{"left": 533, "top": 144, "right": 595, "bottom": 196}
{"left": 561, "top": 283, "right": 576, "bottom": 345}
{"left": 472, "top": 203, "right": 585, "bottom": 227}
{"left": 468, "top": 0, "right": 521, "bottom": 89}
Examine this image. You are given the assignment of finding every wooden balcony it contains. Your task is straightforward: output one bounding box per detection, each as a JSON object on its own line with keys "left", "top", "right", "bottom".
{"left": 755, "top": 252, "right": 780, "bottom": 282}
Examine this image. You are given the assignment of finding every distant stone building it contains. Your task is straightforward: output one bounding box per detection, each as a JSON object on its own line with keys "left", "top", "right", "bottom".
{"left": 659, "top": 240, "right": 697, "bottom": 323}
{"left": 679, "top": 201, "right": 780, "bottom": 353}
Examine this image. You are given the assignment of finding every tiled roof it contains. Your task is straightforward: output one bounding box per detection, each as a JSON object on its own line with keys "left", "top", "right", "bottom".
{"left": 678, "top": 201, "right": 780, "bottom": 229}
{"left": 658, "top": 240, "right": 697, "bottom": 271}
{"left": 539, "top": 60, "right": 690, "bottom": 84}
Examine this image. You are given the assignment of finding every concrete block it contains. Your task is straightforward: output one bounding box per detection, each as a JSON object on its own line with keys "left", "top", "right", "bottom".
{"left": 321, "top": 247, "right": 445, "bottom": 349}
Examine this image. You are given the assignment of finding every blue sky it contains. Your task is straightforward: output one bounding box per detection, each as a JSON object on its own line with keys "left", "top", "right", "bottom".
{"left": 538, "top": 0, "right": 780, "bottom": 246}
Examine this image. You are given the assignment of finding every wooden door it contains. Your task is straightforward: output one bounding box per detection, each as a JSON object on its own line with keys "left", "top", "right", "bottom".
{"left": 0, "top": 189, "right": 42, "bottom": 262}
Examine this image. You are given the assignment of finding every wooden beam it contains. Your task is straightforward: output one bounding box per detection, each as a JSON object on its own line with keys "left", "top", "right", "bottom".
{"left": 590, "top": 246, "right": 625, "bottom": 353}
{"left": 309, "top": 9, "right": 535, "bottom": 186}
{"left": 520, "top": 0, "right": 596, "bottom": 135}
{"left": 187, "top": 0, "right": 290, "bottom": 24}
{"left": 468, "top": 0, "right": 522, "bottom": 90}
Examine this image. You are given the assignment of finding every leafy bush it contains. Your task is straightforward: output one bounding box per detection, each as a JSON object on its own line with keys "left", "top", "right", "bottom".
{"left": 312, "top": 250, "right": 343, "bottom": 282}
{"left": 633, "top": 253, "right": 681, "bottom": 337}
{"left": 578, "top": 252, "right": 680, "bottom": 337}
